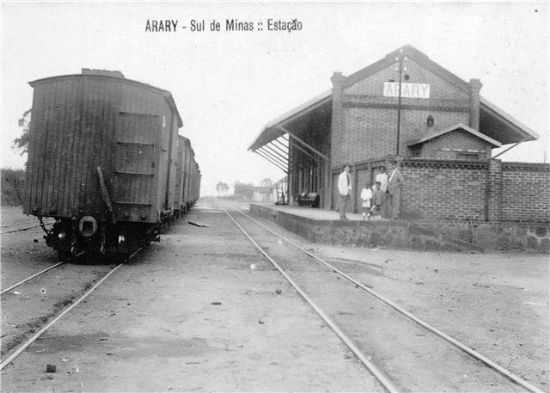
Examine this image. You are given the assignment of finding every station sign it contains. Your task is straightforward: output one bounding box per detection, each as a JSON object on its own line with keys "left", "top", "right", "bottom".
{"left": 383, "top": 82, "right": 430, "bottom": 99}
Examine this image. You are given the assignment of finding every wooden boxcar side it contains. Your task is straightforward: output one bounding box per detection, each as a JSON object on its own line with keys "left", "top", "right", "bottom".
{"left": 116, "top": 80, "right": 180, "bottom": 222}
{"left": 181, "top": 137, "right": 191, "bottom": 207}
{"left": 24, "top": 73, "right": 182, "bottom": 224}
{"left": 174, "top": 135, "right": 185, "bottom": 212}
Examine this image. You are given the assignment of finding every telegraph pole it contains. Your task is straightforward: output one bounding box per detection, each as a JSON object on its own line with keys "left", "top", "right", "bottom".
{"left": 395, "top": 50, "right": 405, "bottom": 156}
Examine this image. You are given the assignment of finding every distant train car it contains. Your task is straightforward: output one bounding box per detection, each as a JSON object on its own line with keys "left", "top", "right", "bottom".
{"left": 174, "top": 136, "right": 186, "bottom": 217}
{"left": 179, "top": 136, "right": 201, "bottom": 211}
{"left": 23, "top": 69, "right": 200, "bottom": 260}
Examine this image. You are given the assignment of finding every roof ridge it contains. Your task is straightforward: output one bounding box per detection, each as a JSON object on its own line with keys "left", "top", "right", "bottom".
{"left": 408, "top": 122, "right": 502, "bottom": 147}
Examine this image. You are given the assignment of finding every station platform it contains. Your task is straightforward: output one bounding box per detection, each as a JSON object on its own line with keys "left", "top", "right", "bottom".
{"left": 248, "top": 203, "right": 550, "bottom": 253}
{"left": 251, "top": 204, "right": 366, "bottom": 221}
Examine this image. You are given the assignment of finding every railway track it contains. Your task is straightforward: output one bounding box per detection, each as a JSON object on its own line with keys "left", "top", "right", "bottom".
{"left": 0, "top": 224, "right": 41, "bottom": 235}
{"left": 0, "top": 247, "right": 143, "bottom": 371}
{"left": 225, "top": 208, "right": 545, "bottom": 393}
{"left": 0, "top": 262, "right": 65, "bottom": 296}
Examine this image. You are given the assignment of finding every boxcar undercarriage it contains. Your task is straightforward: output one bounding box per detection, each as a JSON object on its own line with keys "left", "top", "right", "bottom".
{"left": 39, "top": 216, "right": 164, "bottom": 262}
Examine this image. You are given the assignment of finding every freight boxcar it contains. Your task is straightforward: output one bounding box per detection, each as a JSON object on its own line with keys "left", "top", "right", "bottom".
{"left": 188, "top": 160, "right": 201, "bottom": 206}
{"left": 173, "top": 135, "right": 200, "bottom": 216}
{"left": 23, "top": 69, "right": 197, "bottom": 260}
{"left": 178, "top": 136, "right": 201, "bottom": 211}
{"left": 174, "top": 135, "right": 186, "bottom": 217}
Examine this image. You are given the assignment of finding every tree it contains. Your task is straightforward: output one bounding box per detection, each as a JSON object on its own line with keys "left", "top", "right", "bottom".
{"left": 13, "top": 108, "right": 32, "bottom": 155}
{"left": 216, "top": 181, "right": 230, "bottom": 196}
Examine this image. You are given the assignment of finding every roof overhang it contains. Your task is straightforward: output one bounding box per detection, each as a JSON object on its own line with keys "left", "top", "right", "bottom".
{"left": 249, "top": 45, "right": 540, "bottom": 153}
{"left": 408, "top": 122, "right": 502, "bottom": 148}
{"left": 248, "top": 90, "right": 332, "bottom": 151}
{"left": 479, "top": 97, "right": 539, "bottom": 145}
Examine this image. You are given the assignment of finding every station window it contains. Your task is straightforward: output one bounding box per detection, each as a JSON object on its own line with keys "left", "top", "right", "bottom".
{"left": 426, "top": 115, "right": 434, "bottom": 127}
{"left": 404, "top": 74, "right": 410, "bottom": 81}
{"left": 409, "top": 146, "right": 421, "bottom": 157}
{"left": 457, "top": 152, "right": 480, "bottom": 161}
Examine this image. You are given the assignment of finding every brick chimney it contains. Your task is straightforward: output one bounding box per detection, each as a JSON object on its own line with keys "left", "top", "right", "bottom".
{"left": 328, "top": 71, "right": 346, "bottom": 209}
{"left": 469, "top": 78, "right": 482, "bottom": 130}
{"left": 330, "top": 71, "right": 346, "bottom": 138}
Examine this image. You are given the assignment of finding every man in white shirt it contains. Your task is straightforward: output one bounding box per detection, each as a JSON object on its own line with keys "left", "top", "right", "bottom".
{"left": 375, "top": 166, "right": 389, "bottom": 192}
{"left": 337, "top": 165, "right": 352, "bottom": 220}
{"left": 375, "top": 166, "right": 389, "bottom": 218}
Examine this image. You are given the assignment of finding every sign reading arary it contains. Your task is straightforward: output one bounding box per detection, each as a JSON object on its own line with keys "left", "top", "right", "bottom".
{"left": 383, "top": 82, "right": 431, "bottom": 99}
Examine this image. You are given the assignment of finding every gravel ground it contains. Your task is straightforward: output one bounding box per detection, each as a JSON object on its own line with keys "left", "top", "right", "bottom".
{"left": 1, "top": 206, "right": 381, "bottom": 392}
{"left": 230, "top": 209, "right": 543, "bottom": 392}
{"left": 1, "top": 201, "right": 548, "bottom": 392}
{"left": 1, "top": 206, "right": 116, "bottom": 360}
{"left": 236, "top": 203, "right": 550, "bottom": 392}
{"left": 1, "top": 207, "right": 55, "bottom": 287}
{"left": 1, "top": 206, "right": 37, "bottom": 229}
{"left": 314, "top": 246, "right": 550, "bottom": 390}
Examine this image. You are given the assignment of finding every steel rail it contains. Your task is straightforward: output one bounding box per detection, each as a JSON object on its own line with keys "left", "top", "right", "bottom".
{"left": 224, "top": 209, "right": 399, "bottom": 393}
{"left": 0, "top": 224, "right": 40, "bottom": 235}
{"left": 0, "top": 247, "right": 143, "bottom": 370}
{"left": 237, "top": 209, "right": 544, "bottom": 393}
{"left": 0, "top": 264, "right": 123, "bottom": 370}
{"left": 1, "top": 262, "right": 65, "bottom": 296}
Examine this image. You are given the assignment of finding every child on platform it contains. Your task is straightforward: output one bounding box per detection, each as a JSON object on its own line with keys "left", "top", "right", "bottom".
{"left": 360, "top": 182, "right": 373, "bottom": 220}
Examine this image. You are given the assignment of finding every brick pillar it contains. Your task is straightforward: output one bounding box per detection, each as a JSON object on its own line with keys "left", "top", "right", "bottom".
{"left": 486, "top": 158, "right": 502, "bottom": 221}
{"left": 328, "top": 71, "right": 345, "bottom": 210}
{"left": 351, "top": 164, "right": 358, "bottom": 213}
{"left": 469, "top": 78, "right": 482, "bottom": 131}
{"left": 288, "top": 143, "right": 295, "bottom": 205}
{"left": 322, "top": 159, "right": 330, "bottom": 209}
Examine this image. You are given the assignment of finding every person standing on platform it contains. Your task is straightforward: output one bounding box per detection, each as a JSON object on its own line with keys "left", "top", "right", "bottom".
{"left": 388, "top": 159, "right": 404, "bottom": 219}
{"left": 337, "top": 164, "right": 352, "bottom": 220}
{"left": 371, "top": 181, "right": 384, "bottom": 220}
{"left": 360, "top": 182, "right": 373, "bottom": 220}
{"left": 375, "top": 166, "right": 389, "bottom": 218}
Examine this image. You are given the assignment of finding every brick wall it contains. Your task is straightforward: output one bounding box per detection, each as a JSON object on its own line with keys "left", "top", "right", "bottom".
{"left": 400, "top": 159, "right": 488, "bottom": 220}
{"left": 336, "top": 158, "right": 489, "bottom": 220}
{"left": 334, "top": 106, "right": 470, "bottom": 167}
{"left": 487, "top": 159, "right": 502, "bottom": 221}
{"left": 332, "top": 157, "right": 550, "bottom": 223}
{"left": 501, "top": 162, "right": 550, "bottom": 222}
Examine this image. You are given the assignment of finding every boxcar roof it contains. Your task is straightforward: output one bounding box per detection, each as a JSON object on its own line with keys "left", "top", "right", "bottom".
{"left": 29, "top": 73, "right": 183, "bottom": 127}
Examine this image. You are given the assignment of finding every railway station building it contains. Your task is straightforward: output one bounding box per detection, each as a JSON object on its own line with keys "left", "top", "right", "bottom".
{"left": 249, "top": 45, "right": 550, "bottom": 223}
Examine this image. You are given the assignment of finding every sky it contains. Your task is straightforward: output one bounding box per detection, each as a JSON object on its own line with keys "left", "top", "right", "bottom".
{"left": 2, "top": 1, "right": 549, "bottom": 196}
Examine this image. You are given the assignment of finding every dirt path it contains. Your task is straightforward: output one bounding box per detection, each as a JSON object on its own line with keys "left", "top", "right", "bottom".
{"left": 1, "top": 207, "right": 381, "bottom": 392}
{"left": 238, "top": 204, "right": 550, "bottom": 392}
{"left": 229, "top": 209, "right": 541, "bottom": 392}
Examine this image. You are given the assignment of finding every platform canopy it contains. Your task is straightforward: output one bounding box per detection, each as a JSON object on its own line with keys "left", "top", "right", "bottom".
{"left": 479, "top": 98, "right": 539, "bottom": 144}
{"left": 248, "top": 90, "right": 332, "bottom": 173}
